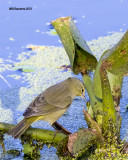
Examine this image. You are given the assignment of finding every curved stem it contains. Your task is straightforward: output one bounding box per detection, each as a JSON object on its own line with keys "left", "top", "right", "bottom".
{"left": 82, "top": 74, "right": 103, "bottom": 127}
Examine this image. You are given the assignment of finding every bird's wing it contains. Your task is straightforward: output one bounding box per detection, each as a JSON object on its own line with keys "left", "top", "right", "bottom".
{"left": 23, "top": 80, "right": 73, "bottom": 118}
{"left": 44, "top": 82, "right": 73, "bottom": 108}
{"left": 23, "top": 94, "right": 61, "bottom": 118}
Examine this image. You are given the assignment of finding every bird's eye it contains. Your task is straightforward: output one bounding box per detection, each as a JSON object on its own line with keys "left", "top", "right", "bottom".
{"left": 82, "top": 88, "right": 84, "bottom": 93}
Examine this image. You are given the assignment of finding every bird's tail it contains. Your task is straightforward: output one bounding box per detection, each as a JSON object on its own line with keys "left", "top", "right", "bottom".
{"left": 7, "top": 117, "right": 37, "bottom": 139}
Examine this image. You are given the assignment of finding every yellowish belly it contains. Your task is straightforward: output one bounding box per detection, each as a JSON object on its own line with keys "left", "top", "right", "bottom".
{"left": 36, "top": 108, "right": 67, "bottom": 125}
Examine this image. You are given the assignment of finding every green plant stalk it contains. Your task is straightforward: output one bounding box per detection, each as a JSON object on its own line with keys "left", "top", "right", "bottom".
{"left": 83, "top": 108, "right": 104, "bottom": 142}
{"left": 0, "top": 122, "right": 66, "bottom": 144}
{"left": 107, "top": 71, "right": 123, "bottom": 108}
{"left": 93, "top": 49, "right": 123, "bottom": 101}
{"left": 93, "top": 50, "right": 109, "bottom": 99}
{"left": 107, "top": 71, "right": 123, "bottom": 139}
{"left": 100, "top": 65, "right": 116, "bottom": 138}
{"left": 82, "top": 74, "right": 103, "bottom": 127}
{"left": 94, "top": 63, "right": 122, "bottom": 138}
{"left": 93, "top": 49, "right": 123, "bottom": 137}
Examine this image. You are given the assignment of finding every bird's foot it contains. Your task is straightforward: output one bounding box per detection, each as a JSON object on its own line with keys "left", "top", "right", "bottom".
{"left": 53, "top": 130, "right": 59, "bottom": 140}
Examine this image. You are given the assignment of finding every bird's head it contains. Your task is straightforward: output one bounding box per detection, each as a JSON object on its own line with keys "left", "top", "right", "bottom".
{"left": 69, "top": 77, "right": 86, "bottom": 101}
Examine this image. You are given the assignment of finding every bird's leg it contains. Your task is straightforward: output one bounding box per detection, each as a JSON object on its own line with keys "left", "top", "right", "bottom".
{"left": 52, "top": 121, "right": 72, "bottom": 135}
{"left": 52, "top": 130, "right": 59, "bottom": 140}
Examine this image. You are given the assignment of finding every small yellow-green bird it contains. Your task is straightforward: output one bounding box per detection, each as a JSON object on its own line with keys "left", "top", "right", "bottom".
{"left": 7, "top": 77, "right": 85, "bottom": 139}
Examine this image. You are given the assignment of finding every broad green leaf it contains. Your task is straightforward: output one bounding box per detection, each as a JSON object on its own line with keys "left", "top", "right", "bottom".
{"left": 103, "top": 30, "right": 128, "bottom": 76}
{"left": 13, "top": 65, "right": 37, "bottom": 72}
{"left": 52, "top": 16, "right": 97, "bottom": 74}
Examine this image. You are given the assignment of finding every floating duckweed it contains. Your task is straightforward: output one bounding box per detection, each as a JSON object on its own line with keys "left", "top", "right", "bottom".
{"left": 7, "top": 75, "right": 21, "bottom": 80}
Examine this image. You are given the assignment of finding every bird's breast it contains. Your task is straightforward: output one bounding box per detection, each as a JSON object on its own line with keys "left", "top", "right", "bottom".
{"left": 41, "top": 108, "right": 68, "bottom": 125}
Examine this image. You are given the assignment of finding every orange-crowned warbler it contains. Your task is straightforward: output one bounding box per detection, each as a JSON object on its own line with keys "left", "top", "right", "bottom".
{"left": 7, "top": 77, "right": 85, "bottom": 138}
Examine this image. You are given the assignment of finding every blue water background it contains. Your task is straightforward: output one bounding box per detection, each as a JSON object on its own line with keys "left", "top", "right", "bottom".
{"left": 0, "top": 0, "right": 128, "bottom": 60}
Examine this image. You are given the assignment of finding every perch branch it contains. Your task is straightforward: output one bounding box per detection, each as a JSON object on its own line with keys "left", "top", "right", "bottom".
{"left": 0, "top": 122, "right": 66, "bottom": 144}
